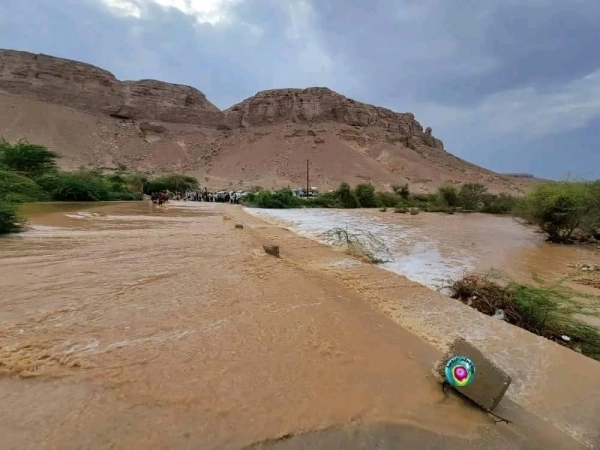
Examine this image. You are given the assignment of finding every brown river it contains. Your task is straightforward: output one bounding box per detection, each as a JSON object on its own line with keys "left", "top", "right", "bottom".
{"left": 1, "top": 201, "right": 599, "bottom": 449}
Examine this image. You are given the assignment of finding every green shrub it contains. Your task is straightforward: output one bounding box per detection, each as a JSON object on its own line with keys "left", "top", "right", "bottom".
{"left": 515, "top": 181, "right": 592, "bottom": 243}
{"left": 0, "top": 170, "right": 49, "bottom": 203}
{"left": 306, "top": 192, "right": 339, "bottom": 208}
{"left": 449, "top": 274, "right": 600, "bottom": 361}
{"left": 376, "top": 191, "right": 401, "bottom": 207}
{"left": 354, "top": 183, "right": 378, "bottom": 208}
{"left": 251, "top": 188, "right": 303, "bottom": 208}
{"left": 458, "top": 183, "right": 487, "bottom": 210}
{"left": 335, "top": 182, "right": 359, "bottom": 208}
{"left": 392, "top": 183, "right": 410, "bottom": 199}
{"left": 36, "top": 172, "right": 110, "bottom": 201}
{"left": 480, "top": 193, "right": 517, "bottom": 214}
{"left": 0, "top": 139, "right": 59, "bottom": 177}
{"left": 437, "top": 185, "right": 460, "bottom": 207}
{"left": 0, "top": 201, "right": 24, "bottom": 234}
{"left": 144, "top": 174, "right": 198, "bottom": 194}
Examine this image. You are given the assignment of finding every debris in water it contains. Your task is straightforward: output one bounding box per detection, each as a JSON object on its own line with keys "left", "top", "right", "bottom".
{"left": 492, "top": 309, "right": 507, "bottom": 321}
{"left": 263, "top": 245, "right": 280, "bottom": 257}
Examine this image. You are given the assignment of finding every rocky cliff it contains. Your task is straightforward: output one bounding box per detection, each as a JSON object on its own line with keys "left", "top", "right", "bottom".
{"left": 224, "top": 88, "right": 444, "bottom": 150}
{"left": 0, "top": 50, "right": 223, "bottom": 126}
{"left": 0, "top": 50, "right": 443, "bottom": 148}
{"left": 0, "top": 49, "right": 534, "bottom": 193}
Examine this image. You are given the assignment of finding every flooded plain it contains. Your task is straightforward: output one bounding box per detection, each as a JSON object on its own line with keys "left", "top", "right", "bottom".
{"left": 244, "top": 207, "right": 600, "bottom": 291}
{"left": 1, "top": 201, "right": 599, "bottom": 449}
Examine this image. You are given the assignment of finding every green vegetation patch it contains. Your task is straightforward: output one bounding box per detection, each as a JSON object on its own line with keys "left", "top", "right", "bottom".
{"left": 448, "top": 273, "right": 600, "bottom": 361}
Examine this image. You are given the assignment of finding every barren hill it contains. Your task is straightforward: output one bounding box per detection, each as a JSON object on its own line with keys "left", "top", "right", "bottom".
{"left": 0, "top": 49, "right": 534, "bottom": 193}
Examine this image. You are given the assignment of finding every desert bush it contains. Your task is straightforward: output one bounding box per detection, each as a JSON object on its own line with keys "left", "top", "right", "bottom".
{"left": 335, "top": 182, "right": 360, "bottom": 208}
{"left": 515, "top": 181, "right": 593, "bottom": 243}
{"left": 480, "top": 193, "right": 517, "bottom": 214}
{"left": 0, "top": 139, "right": 59, "bottom": 177}
{"left": 144, "top": 174, "right": 199, "bottom": 194}
{"left": 0, "top": 201, "right": 24, "bottom": 234}
{"left": 448, "top": 273, "right": 600, "bottom": 361}
{"left": 305, "top": 192, "right": 338, "bottom": 208}
{"left": 0, "top": 170, "right": 49, "bottom": 203}
{"left": 354, "top": 183, "right": 378, "bottom": 208}
{"left": 437, "top": 185, "right": 460, "bottom": 207}
{"left": 377, "top": 191, "right": 401, "bottom": 207}
{"left": 321, "top": 226, "right": 393, "bottom": 264}
{"left": 36, "top": 172, "right": 110, "bottom": 201}
{"left": 457, "top": 183, "right": 487, "bottom": 210}
{"left": 250, "top": 188, "right": 303, "bottom": 209}
{"left": 392, "top": 183, "right": 410, "bottom": 199}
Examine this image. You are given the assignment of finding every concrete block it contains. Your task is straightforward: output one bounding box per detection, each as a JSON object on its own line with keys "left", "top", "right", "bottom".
{"left": 433, "top": 337, "right": 511, "bottom": 411}
{"left": 235, "top": 223, "right": 244, "bottom": 229}
{"left": 263, "top": 245, "right": 280, "bottom": 257}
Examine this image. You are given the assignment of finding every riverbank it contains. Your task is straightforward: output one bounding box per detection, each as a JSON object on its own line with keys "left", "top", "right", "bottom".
{"left": 0, "top": 201, "right": 597, "bottom": 449}
{"left": 233, "top": 204, "right": 600, "bottom": 447}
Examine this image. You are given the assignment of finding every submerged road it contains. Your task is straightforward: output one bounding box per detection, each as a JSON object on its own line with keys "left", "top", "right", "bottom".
{"left": 0, "top": 201, "right": 593, "bottom": 449}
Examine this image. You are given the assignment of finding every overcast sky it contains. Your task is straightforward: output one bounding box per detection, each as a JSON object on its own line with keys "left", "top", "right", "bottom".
{"left": 1, "top": 0, "right": 599, "bottom": 179}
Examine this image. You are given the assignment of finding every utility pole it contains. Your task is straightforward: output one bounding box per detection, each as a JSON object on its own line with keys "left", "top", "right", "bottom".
{"left": 306, "top": 159, "right": 310, "bottom": 198}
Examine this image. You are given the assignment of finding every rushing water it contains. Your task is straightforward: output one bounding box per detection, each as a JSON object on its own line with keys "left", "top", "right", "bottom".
{"left": 1, "top": 201, "right": 599, "bottom": 448}
{"left": 243, "top": 207, "right": 600, "bottom": 291}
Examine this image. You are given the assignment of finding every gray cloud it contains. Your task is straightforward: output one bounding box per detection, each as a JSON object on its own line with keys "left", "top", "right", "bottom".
{"left": 0, "top": 0, "right": 599, "bottom": 178}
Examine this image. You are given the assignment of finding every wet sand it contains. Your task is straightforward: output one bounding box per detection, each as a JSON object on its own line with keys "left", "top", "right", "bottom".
{"left": 0, "top": 201, "right": 596, "bottom": 449}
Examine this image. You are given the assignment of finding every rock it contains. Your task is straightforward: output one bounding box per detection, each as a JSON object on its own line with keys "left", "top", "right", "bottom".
{"left": 263, "top": 245, "right": 280, "bottom": 257}
{"left": 433, "top": 337, "right": 512, "bottom": 411}
{"left": 0, "top": 49, "right": 223, "bottom": 126}
{"left": 222, "top": 87, "right": 444, "bottom": 150}
{"left": 234, "top": 223, "right": 244, "bottom": 229}
{"left": 409, "top": 208, "right": 420, "bottom": 215}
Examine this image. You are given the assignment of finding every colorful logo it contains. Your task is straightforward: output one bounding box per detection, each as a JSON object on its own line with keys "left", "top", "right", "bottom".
{"left": 444, "top": 356, "right": 475, "bottom": 387}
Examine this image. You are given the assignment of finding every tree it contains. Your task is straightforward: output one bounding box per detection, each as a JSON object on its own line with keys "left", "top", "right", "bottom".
{"left": 144, "top": 174, "right": 199, "bottom": 194}
{"left": 458, "top": 183, "right": 487, "bottom": 210}
{"left": 437, "top": 185, "right": 459, "bottom": 207}
{"left": 335, "top": 182, "right": 359, "bottom": 208}
{"left": 392, "top": 183, "right": 410, "bottom": 199}
{"left": 0, "top": 201, "right": 24, "bottom": 234}
{"left": 36, "top": 172, "right": 110, "bottom": 201}
{"left": 354, "top": 183, "right": 378, "bottom": 208}
{"left": 516, "top": 182, "right": 592, "bottom": 243}
{"left": 0, "top": 170, "right": 49, "bottom": 203}
{"left": 0, "top": 139, "right": 59, "bottom": 177}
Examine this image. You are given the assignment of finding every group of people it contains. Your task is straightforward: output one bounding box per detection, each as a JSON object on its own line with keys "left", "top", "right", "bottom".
{"left": 150, "top": 189, "right": 246, "bottom": 206}
{"left": 183, "top": 190, "right": 246, "bottom": 204}
{"left": 150, "top": 192, "right": 169, "bottom": 205}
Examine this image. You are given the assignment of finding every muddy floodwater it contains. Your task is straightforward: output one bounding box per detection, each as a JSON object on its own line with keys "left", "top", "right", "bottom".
{"left": 1, "top": 201, "right": 599, "bottom": 449}
{"left": 245, "top": 207, "right": 600, "bottom": 290}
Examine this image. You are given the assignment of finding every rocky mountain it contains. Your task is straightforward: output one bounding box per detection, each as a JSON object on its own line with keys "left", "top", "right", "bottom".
{"left": 0, "top": 49, "right": 534, "bottom": 193}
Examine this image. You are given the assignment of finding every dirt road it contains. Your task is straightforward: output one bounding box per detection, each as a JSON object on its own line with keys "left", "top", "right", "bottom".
{"left": 0, "top": 201, "right": 592, "bottom": 449}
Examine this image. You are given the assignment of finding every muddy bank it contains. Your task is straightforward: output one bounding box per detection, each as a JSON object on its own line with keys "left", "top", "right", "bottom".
{"left": 0, "top": 201, "right": 596, "bottom": 449}
{"left": 235, "top": 205, "right": 600, "bottom": 448}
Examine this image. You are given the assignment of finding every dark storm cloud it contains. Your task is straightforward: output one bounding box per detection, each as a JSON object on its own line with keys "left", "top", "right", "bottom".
{"left": 0, "top": 0, "right": 342, "bottom": 108}
{"left": 306, "top": 0, "right": 600, "bottom": 106}
{"left": 1, "top": 0, "right": 599, "bottom": 178}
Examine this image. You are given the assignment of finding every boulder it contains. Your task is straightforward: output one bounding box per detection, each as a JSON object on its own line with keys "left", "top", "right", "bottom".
{"left": 263, "top": 245, "right": 280, "bottom": 257}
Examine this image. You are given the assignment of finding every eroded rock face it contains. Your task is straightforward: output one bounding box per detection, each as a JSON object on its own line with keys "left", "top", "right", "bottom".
{"left": 0, "top": 50, "right": 223, "bottom": 126}
{"left": 224, "top": 87, "right": 444, "bottom": 150}
{"left": 0, "top": 49, "right": 447, "bottom": 151}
